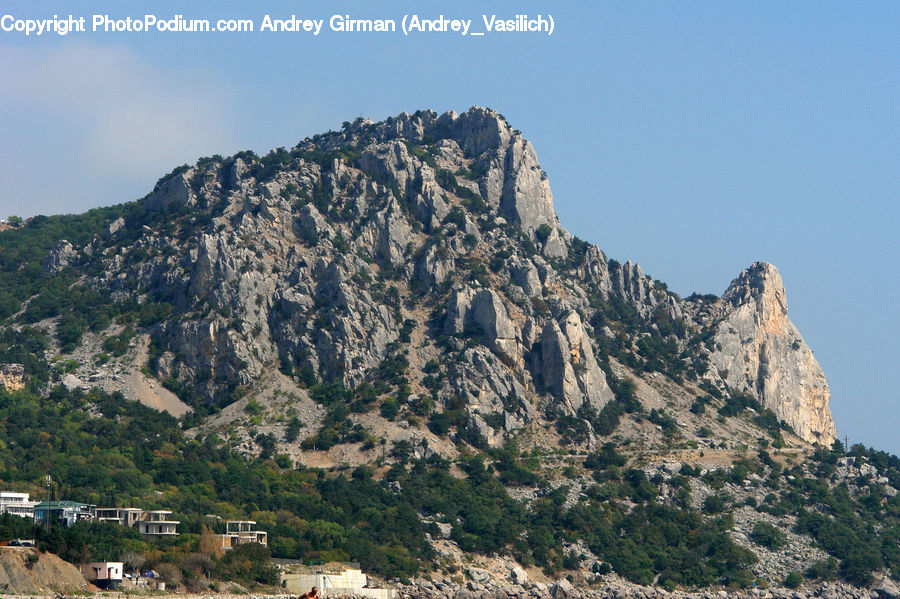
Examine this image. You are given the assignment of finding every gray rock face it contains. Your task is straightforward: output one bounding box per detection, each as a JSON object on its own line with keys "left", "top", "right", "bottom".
{"left": 608, "top": 259, "right": 686, "bottom": 321}
{"left": 510, "top": 259, "right": 542, "bottom": 297}
{"left": 414, "top": 244, "right": 453, "bottom": 286}
{"left": 500, "top": 134, "right": 559, "bottom": 239}
{"left": 145, "top": 168, "right": 196, "bottom": 211}
{"left": 444, "top": 287, "right": 478, "bottom": 336}
{"left": 414, "top": 170, "right": 451, "bottom": 231}
{"left": 709, "top": 262, "right": 837, "bottom": 445}
{"left": 49, "top": 106, "right": 836, "bottom": 462}
{"left": 469, "top": 289, "right": 521, "bottom": 367}
{"left": 445, "top": 287, "right": 521, "bottom": 367}
{"left": 360, "top": 142, "right": 417, "bottom": 197}
{"left": 373, "top": 197, "right": 414, "bottom": 265}
{"left": 295, "top": 204, "right": 332, "bottom": 244}
{"left": 539, "top": 311, "right": 614, "bottom": 415}
{"left": 42, "top": 240, "right": 76, "bottom": 274}
{"left": 102, "top": 217, "right": 125, "bottom": 240}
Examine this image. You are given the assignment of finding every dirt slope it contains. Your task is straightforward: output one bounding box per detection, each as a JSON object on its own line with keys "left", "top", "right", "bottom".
{"left": 0, "top": 548, "right": 88, "bottom": 594}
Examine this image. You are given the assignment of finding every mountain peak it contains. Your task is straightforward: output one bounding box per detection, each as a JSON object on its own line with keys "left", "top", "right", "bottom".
{"left": 711, "top": 262, "right": 836, "bottom": 444}
{"left": 722, "top": 261, "right": 787, "bottom": 315}
{"left": 26, "top": 107, "right": 838, "bottom": 454}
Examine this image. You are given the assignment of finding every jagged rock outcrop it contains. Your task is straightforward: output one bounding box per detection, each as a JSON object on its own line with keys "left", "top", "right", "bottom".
{"left": 444, "top": 287, "right": 522, "bottom": 368}
{"left": 102, "top": 216, "right": 125, "bottom": 240}
{"left": 510, "top": 258, "right": 542, "bottom": 297}
{"left": 42, "top": 239, "right": 76, "bottom": 274}
{"left": 144, "top": 167, "right": 196, "bottom": 211}
{"left": 499, "top": 134, "right": 559, "bottom": 240}
{"left": 709, "top": 262, "right": 837, "bottom": 445}
{"left": 24, "top": 106, "right": 837, "bottom": 456}
{"left": 295, "top": 203, "right": 333, "bottom": 244}
{"left": 537, "top": 311, "right": 614, "bottom": 415}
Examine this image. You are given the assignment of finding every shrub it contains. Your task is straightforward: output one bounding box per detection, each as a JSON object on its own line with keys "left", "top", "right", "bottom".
{"left": 218, "top": 542, "right": 280, "bottom": 585}
{"left": 285, "top": 416, "right": 302, "bottom": 442}
{"left": 784, "top": 572, "right": 803, "bottom": 589}
{"left": 535, "top": 224, "right": 553, "bottom": 243}
{"left": 702, "top": 493, "right": 728, "bottom": 514}
{"left": 750, "top": 521, "right": 787, "bottom": 549}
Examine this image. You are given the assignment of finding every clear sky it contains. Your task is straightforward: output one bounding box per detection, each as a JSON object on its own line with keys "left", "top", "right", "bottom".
{"left": 1, "top": 1, "right": 897, "bottom": 454}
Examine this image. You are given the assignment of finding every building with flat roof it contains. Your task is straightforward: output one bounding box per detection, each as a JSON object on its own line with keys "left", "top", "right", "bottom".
{"left": 96, "top": 507, "right": 145, "bottom": 527}
{"left": 135, "top": 510, "right": 180, "bottom": 539}
{"left": 0, "top": 492, "right": 37, "bottom": 519}
{"left": 95, "top": 507, "right": 180, "bottom": 538}
{"left": 215, "top": 520, "right": 268, "bottom": 550}
{"left": 281, "top": 564, "right": 393, "bottom": 599}
{"left": 81, "top": 562, "right": 124, "bottom": 590}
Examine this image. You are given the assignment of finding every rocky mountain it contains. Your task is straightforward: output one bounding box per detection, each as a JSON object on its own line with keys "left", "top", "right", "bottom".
{"left": 13, "top": 107, "right": 838, "bottom": 455}
{"left": 4, "top": 106, "right": 888, "bottom": 594}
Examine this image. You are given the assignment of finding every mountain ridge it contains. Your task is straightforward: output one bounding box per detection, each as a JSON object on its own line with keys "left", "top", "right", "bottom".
{"left": 4, "top": 107, "right": 900, "bottom": 594}
{"left": 11, "top": 106, "right": 836, "bottom": 450}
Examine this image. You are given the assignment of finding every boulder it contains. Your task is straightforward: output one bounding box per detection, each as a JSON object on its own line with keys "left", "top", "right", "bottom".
{"left": 509, "top": 566, "right": 528, "bottom": 586}
{"left": 550, "top": 578, "right": 575, "bottom": 599}
{"left": 467, "top": 568, "right": 491, "bottom": 584}
{"left": 102, "top": 217, "right": 125, "bottom": 240}
{"left": 874, "top": 577, "right": 900, "bottom": 599}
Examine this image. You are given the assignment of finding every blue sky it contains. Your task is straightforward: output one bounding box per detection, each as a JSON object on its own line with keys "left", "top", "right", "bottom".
{"left": 1, "top": 1, "right": 898, "bottom": 454}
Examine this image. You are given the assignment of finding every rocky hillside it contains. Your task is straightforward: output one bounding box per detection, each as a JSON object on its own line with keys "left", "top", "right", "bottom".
{"left": 17, "top": 107, "right": 833, "bottom": 456}
{"left": 4, "top": 107, "right": 893, "bottom": 594}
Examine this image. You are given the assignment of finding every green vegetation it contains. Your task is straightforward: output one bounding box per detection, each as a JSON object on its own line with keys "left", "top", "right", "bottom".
{"left": 750, "top": 521, "right": 787, "bottom": 549}
{"left": 3, "top": 382, "right": 868, "bottom": 590}
{"left": 0, "top": 385, "right": 428, "bottom": 579}
{"left": 784, "top": 571, "right": 803, "bottom": 589}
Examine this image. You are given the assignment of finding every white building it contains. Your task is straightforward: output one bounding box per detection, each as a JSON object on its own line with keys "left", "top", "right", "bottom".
{"left": 96, "top": 507, "right": 145, "bottom": 527}
{"left": 81, "top": 562, "right": 124, "bottom": 590}
{"left": 0, "top": 492, "right": 37, "bottom": 518}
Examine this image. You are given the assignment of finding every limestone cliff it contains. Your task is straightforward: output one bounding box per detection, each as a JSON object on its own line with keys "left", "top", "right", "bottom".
{"left": 709, "top": 262, "right": 837, "bottom": 445}
{"left": 18, "top": 106, "right": 838, "bottom": 455}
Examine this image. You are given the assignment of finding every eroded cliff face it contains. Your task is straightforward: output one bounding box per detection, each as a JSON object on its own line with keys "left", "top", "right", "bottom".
{"left": 709, "top": 262, "right": 837, "bottom": 445}
{"left": 30, "top": 106, "right": 838, "bottom": 452}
